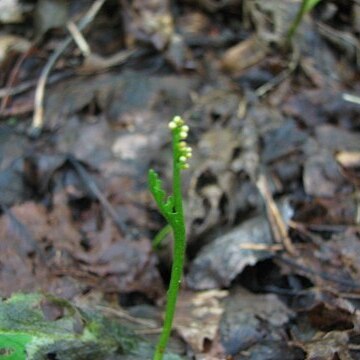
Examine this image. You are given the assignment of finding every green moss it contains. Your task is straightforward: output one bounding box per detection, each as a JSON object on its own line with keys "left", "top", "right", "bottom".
{"left": 0, "top": 332, "right": 32, "bottom": 360}
{"left": 0, "top": 294, "right": 182, "bottom": 360}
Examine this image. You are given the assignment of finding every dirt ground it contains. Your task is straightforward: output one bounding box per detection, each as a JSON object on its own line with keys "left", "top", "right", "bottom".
{"left": 0, "top": 0, "right": 360, "bottom": 359}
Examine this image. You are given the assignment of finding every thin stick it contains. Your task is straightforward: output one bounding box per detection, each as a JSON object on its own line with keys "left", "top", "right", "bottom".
{"left": 67, "top": 155, "right": 129, "bottom": 237}
{"left": 0, "top": 72, "right": 72, "bottom": 99}
{"left": 31, "top": 0, "right": 107, "bottom": 135}
{"left": 96, "top": 305, "right": 157, "bottom": 328}
{"left": 256, "top": 173, "right": 297, "bottom": 256}
{"left": 0, "top": 49, "right": 33, "bottom": 112}
{"left": 66, "top": 21, "right": 91, "bottom": 57}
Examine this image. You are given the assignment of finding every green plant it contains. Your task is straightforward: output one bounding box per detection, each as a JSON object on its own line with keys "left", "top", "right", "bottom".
{"left": 287, "top": 0, "right": 322, "bottom": 42}
{"left": 148, "top": 116, "right": 192, "bottom": 360}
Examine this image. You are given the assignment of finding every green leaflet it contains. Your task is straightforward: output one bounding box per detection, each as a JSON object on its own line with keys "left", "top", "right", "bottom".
{"left": 0, "top": 333, "right": 32, "bottom": 360}
{"left": 148, "top": 169, "right": 176, "bottom": 224}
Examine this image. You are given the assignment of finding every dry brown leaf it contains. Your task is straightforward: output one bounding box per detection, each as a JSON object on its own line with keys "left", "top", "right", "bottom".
{"left": 174, "top": 290, "right": 228, "bottom": 353}
{"left": 187, "top": 216, "right": 274, "bottom": 290}
{"left": 122, "top": 0, "right": 174, "bottom": 50}
{"left": 299, "top": 331, "right": 352, "bottom": 360}
{"left": 303, "top": 151, "right": 353, "bottom": 197}
{"left": 0, "top": 34, "right": 31, "bottom": 63}
{"left": 220, "top": 288, "right": 294, "bottom": 356}
{"left": 221, "top": 36, "right": 267, "bottom": 75}
{"left": 0, "top": 202, "right": 50, "bottom": 296}
{"left": 34, "top": 0, "right": 69, "bottom": 38}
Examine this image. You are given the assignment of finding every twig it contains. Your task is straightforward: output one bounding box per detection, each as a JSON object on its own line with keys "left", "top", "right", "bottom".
{"left": 0, "top": 48, "right": 34, "bottom": 112}
{"left": 96, "top": 305, "right": 157, "bottom": 328}
{"left": 0, "top": 72, "right": 72, "bottom": 99}
{"left": 255, "top": 45, "right": 299, "bottom": 97}
{"left": 238, "top": 243, "right": 283, "bottom": 251}
{"left": 66, "top": 21, "right": 91, "bottom": 57}
{"left": 67, "top": 19, "right": 137, "bottom": 73}
{"left": 66, "top": 155, "right": 129, "bottom": 237}
{"left": 30, "top": 0, "right": 107, "bottom": 136}
{"left": 240, "top": 116, "right": 296, "bottom": 255}
{"left": 256, "top": 173, "right": 297, "bottom": 255}
{"left": 343, "top": 93, "right": 360, "bottom": 105}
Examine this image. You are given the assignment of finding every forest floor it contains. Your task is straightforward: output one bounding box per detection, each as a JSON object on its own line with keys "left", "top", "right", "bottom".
{"left": 0, "top": 0, "right": 359, "bottom": 359}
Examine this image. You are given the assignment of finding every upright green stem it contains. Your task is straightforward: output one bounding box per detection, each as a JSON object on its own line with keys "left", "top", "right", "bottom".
{"left": 287, "top": 0, "right": 322, "bottom": 43}
{"left": 153, "top": 133, "right": 186, "bottom": 360}
{"left": 149, "top": 117, "right": 191, "bottom": 360}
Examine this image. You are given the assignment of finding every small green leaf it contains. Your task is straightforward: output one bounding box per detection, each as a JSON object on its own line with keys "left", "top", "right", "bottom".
{"left": 164, "top": 196, "right": 175, "bottom": 214}
{"left": 0, "top": 333, "right": 31, "bottom": 360}
{"left": 148, "top": 170, "right": 166, "bottom": 204}
{"left": 152, "top": 224, "right": 172, "bottom": 250}
{"left": 148, "top": 169, "right": 176, "bottom": 224}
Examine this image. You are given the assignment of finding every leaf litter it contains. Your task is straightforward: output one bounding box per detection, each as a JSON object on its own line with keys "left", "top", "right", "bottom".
{"left": 0, "top": 0, "right": 360, "bottom": 359}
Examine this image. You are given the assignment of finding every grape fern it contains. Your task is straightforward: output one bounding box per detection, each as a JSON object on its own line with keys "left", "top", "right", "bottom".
{"left": 148, "top": 116, "right": 192, "bottom": 360}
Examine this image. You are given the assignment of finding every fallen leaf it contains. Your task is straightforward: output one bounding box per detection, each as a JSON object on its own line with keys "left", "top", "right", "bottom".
{"left": 279, "top": 234, "right": 360, "bottom": 293}
{"left": 303, "top": 151, "right": 353, "bottom": 197}
{"left": 186, "top": 215, "right": 274, "bottom": 290}
{"left": 0, "top": 34, "right": 31, "bottom": 64}
{"left": 315, "top": 125, "right": 360, "bottom": 152}
{"left": 221, "top": 36, "right": 267, "bottom": 75}
{"left": 298, "top": 331, "right": 352, "bottom": 360}
{"left": 0, "top": 202, "right": 50, "bottom": 297}
{"left": 283, "top": 90, "right": 360, "bottom": 128}
{"left": 0, "top": 159, "right": 31, "bottom": 206}
{"left": 220, "top": 288, "right": 294, "bottom": 356}
{"left": 48, "top": 193, "right": 164, "bottom": 299}
{"left": 34, "top": 0, "right": 69, "bottom": 38}
{"left": 174, "top": 290, "right": 228, "bottom": 353}
{"left": 122, "top": 0, "right": 174, "bottom": 50}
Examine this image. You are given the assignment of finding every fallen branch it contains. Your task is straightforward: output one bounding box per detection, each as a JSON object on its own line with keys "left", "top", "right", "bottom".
{"left": 30, "top": 0, "right": 107, "bottom": 136}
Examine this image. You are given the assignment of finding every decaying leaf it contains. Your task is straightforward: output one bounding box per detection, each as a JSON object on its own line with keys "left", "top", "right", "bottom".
{"left": 303, "top": 151, "right": 353, "bottom": 197}
{"left": 298, "top": 331, "right": 352, "bottom": 360}
{"left": 39, "top": 70, "right": 197, "bottom": 129}
{"left": 187, "top": 215, "right": 274, "bottom": 290}
{"left": 221, "top": 36, "right": 267, "bottom": 75}
{"left": 0, "top": 159, "right": 31, "bottom": 206}
{"left": 220, "top": 288, "right": 294, "bottom": 356}
{"left": 34, "top": 0, "right": 69, "bottom": 38}
{"left": 48, "top": 193, "right": 164, "bottom": 299}
{"left": 279, "top": 232, "right": 360, "bottom": 293}
{"left": 315, "top": 125, "right": 360, "bottom": 152}
{"left": 0, "top": 202, "right": 49, "bottom": 297}
{"left": 291, "top": 287, "right": 360, "bottom": 344}
{"left": 0, "top": 34, "right": 31, "bottom": 64}
{"left": 122, "top": 0, "right": 174, "bottom": 50}
{"left": 174, "top": 290, "right": 228, "bottom": 354}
